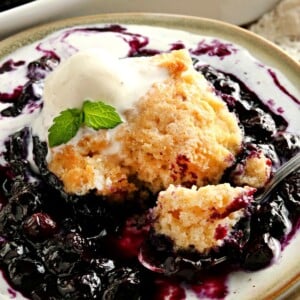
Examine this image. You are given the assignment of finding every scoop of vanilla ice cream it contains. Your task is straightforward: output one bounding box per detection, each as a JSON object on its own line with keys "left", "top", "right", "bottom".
{"left": 32, "top": 48, "right": 168, "bottom": 142}
{"left": 44, "top": 48, "right": 130, "bottom": 115}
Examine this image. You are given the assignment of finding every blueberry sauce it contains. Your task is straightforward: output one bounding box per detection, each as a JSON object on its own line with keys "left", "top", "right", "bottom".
{"left": 190, "top": 272, "right": 228, "bottom": 299}
{"left": 267, "top": 68, "right": 300, "bottom": 105}
{"left": 153, "top": 277, "right": 186, "bottom": 300}
{"left": 57, "top": 25, "right": 154, "bottom": 57}
{"left": 190, "top": 40, "right": 237, "bottom": 58}
{"left": 210, "top": 190, "right": 254, "bottom": 219}
{"left": 0, "top": 59, "right": 25, "bottom": 74}
{"left": 169, "top": 42, "right": 186, "bottom": 51}
{"left": 0, "top": 86, "right": 23, "bottom": 103}
{"left": 170, "top": 154, "right": 198, "bottom": 188}
{"left": 214, "top": 225, "right": 228, "bottom": 241}
{"left": 0, "top": 24, "right": 299, "bottom": 299}
{"left": 0, "top": 55, "right": 59, "bottom": 117}
{"left": 8, "top": 287, "right": 17, "bottom": 298}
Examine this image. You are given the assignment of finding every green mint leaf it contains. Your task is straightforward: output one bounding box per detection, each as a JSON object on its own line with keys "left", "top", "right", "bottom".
{"left": 48, "top": 108, "right": 83, "bottom": 147}
{"left": 47, "top": 100, "right": 122, "bottom": 147}
{"left": 83, "top": 100, "right": 122, "bottom": 130}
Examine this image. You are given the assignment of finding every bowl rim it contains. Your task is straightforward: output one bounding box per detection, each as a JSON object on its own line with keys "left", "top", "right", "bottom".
{"left": 0, "top": 13, "right": 299, "bottom": 61}
{"left": 1, "top": 12, "right": 299, "bottom": 90}
{"left": 0, "top": 12, "right": 299, "bottom": 300}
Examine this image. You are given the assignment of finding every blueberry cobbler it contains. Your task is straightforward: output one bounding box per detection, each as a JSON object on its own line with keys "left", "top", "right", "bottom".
{"left": 0, "top": 24, "right": 299, "bottom": 299}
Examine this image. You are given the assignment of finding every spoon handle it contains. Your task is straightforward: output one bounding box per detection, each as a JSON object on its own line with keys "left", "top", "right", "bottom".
{"left": 256, "top": 152, "right": 300, "bottom": 203}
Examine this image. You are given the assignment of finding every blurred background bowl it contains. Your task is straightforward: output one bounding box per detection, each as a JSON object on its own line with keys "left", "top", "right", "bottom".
{"left": 0, "top": 0, "right": 280, "bottom": 39}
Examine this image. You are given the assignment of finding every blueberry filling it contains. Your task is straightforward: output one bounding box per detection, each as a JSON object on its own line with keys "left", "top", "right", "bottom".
{"left": 0, "top": 133, "right": 154, "bottom": 299}
{"left": 0, "top": 46, "right": 300, "bottom": 300}
{"left": 0, "top": 55, "right": 59, "bottom": 117}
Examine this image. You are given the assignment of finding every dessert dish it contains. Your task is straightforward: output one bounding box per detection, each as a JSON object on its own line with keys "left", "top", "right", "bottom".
{"left": 0, "top": 18, "right": 299, "bottom": 299}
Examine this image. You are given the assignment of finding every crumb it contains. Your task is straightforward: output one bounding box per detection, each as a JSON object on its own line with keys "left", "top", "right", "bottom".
{"left": 231, "top": 151, "right": 272, "bottom": 188}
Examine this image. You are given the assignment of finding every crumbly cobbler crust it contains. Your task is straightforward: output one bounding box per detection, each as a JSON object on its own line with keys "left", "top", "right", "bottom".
{"left": 49, "top": 50, "right": 242, "bottom": 196}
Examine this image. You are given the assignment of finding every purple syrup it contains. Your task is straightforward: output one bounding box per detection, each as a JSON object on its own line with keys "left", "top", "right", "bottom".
{"left": 197, "top": 64, "right": 289, "bottom": 131}
{"left": 170, "top": 42, "right": 185, "bottom": 51}
{"left": 57, "top": 25, "right": 153, "bottom": 57}
{"left": 35, "top": 45, "right": 60, "bottom": 62}
{"left": 267, "top": 99, "right": 275, "bottom": 106}
{"left": 170, "top": 154, "right": 197, "bottom": 188}
{"left": 62, "top": 24, "right": 128, "bottom": 38}
{"left": 123, "top": 36, "right": 148, "bottom": 56}
{"left": 106, "top": 215, "right": 150, "bottom": 259}
{"left": 215, "top": 225, "right": 228, "bottom": 240}
{"left": 277, "top": 107, "right": 284, "bottom": 114}
{"left": 211, "top": 190, "right": 255, "bottom": 219}
{"left": 0, "top": 56, "right": 57, "bottom": 117}
{"left": 153, "top": 277, "right": 186, "bottom": 300}
{"left": 191, "top": 39, "right": 237, "bottom": 58}
{"left": 60, "top": 25, "right": 187, "bottom": 57}
{"left": 27, "top": 55, "right": 60, "bottom": 80}
{"left": 268, "top": 69, "right": 300, "bottom": 105}
{"left": 282, "top": 218, "right": 300, "bottom": 249}
{"left": 0, "top": 86, "right": 23, "bottom": 103}
{"left": 190, "top": 273, "right": 228, "bottom": 299}
{"left": 134, "top": 48, "right": 161, "bottom": 57}
{"left": 0, "top": 60, "right": 25, "bottom": 74}
{"left": 26, "top": 102, "right": 42, "bottom": 114}
{"left": 7, "top": 287, "right": 17, "bottom": 298}
{"left": 57, "top": 25, "right": 128, "bottom": 53}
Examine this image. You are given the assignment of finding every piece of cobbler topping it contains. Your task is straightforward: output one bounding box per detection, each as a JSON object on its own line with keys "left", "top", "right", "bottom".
{"left": 153, "top": 184, "right": 256, "bottom": 253}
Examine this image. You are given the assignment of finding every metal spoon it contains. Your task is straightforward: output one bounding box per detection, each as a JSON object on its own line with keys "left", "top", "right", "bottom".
{"left": 139, "top": 152, "right": 300, "bottom": 274}
{"left": 255, "top": 152, "right": 300, "bottom": 203}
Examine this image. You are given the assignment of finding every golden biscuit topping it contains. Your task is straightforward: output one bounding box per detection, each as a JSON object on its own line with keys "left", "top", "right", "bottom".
{"left": 49, "top": 50, "right": 242, "bottom": 197}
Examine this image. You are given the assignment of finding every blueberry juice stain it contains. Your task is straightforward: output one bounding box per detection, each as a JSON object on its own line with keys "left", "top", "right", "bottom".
{"left": 0, "top": 55, "right": 59, "bottom": 118}
{"left": 0, "top": 60, "right": 25, "bottom": 74}
{"left": 0, "top": 26, "right": 299, "bottom": 300}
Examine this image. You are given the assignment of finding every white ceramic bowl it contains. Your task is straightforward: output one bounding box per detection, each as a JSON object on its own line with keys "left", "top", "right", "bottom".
{"left": 0, "top": 13, "right": 299, "bottom": 300}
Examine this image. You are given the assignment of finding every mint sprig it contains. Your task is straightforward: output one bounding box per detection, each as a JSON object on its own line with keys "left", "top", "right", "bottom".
{"left": 83, "top": 100, "right": 122, "bottom": 130}
{"left": 48, "top": 100, "right": 122, "bottom": 147}
{"left": 48, "top": 108, "right": 83, "bottom": 147}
